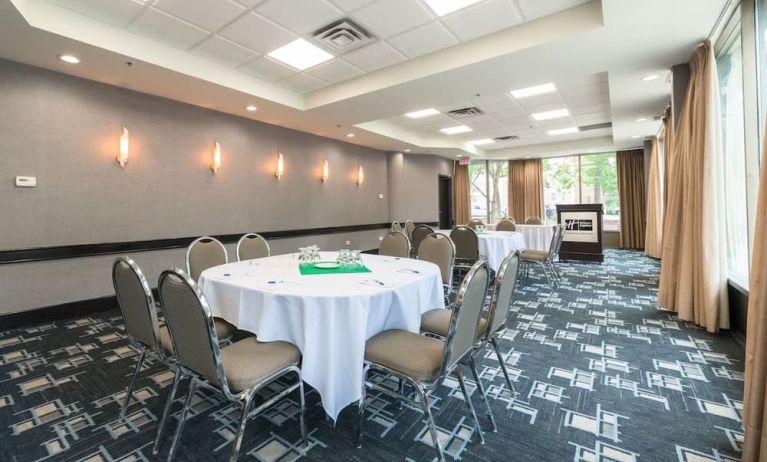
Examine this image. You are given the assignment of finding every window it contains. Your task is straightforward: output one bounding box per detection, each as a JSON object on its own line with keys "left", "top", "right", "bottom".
{"left": 717, "top": 23, "right": 750, "bottom": 287}
{"left": 469, "top": 161, "right": 508, "bottom": 223}
{"left": 542, "top": 152, "right": 620, "bottom": 231}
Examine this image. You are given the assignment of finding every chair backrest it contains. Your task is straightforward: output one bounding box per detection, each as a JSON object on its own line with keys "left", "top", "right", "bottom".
{"left": 484, "top": 252, "right": 520, "bottom": 340}
{"left": 503, "top": 217, "right": 516, "bottom": 224}
{"left": 236, "top": 233, "right": 270, "bottom": 261}
{"left": 495, "top": 219, "right": 516, "bottom": 232}
{"left": 441, "top": 260, "right": 489, "bottom": 372}
{"left": 525, "top": 216, "right": 544, "bottom": 225}
{"left": 379, "top": 231, "right": 410, "bottom": 258}
{"left": 158, "top": 268, "right": 228, "bottom": 391}
{"left": 417, "top": 233, "right": 455, "bottom": 288}
{"left": 411, "top": 225, "right": 434, "bottom": 253}
{"left": 467, "top": 219, "right": 485, "bottom": 230}
{"left": 404, "top": 220, "right": 415, "bottom": 240}
{"left": 391, "top": 221, "right": 404, "bottom": 233}
{"left": 547, "top": 225, "right": 563, "bottom": 261}
{"left": 112, "top": 257, "right": 161, "bottom": 354}
{"left": 450, "top": 226, "right": 479, "bottom": 261}
{"left": 553, "top": 224, "right": 566, "bottom": 257}
{"left": 186, "top": 236, "right": 228, "bottom": 281}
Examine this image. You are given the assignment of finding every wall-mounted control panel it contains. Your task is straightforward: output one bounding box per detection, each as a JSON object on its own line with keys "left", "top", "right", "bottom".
{"left": 15, "top": 176, "right": 36, "bottom": 188}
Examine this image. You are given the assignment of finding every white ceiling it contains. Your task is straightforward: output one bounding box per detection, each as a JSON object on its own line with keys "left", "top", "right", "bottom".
{"left": 0, "top": 0, "right": 727, "bottom": 159}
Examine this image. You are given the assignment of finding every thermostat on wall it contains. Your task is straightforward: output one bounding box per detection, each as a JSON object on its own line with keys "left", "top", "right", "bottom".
{"left": 15, "top": 176, "right": 36, "bottom": 187}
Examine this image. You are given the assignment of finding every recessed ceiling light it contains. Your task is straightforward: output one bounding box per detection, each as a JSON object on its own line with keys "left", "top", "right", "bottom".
{"left": 245, "top": 105, "right": 257, "bottom": 112}
{"left": 441, "top": 125, "right": 473, "bottom": 135}
{"left": 267, "top": 38, "right": 333, "bottom": 71}
{"left": 59, "top": 54, "right": 80, "bottom": 64}
{"left": 468, "top": 139, "right": 495, "bottom": 145}
{"left": 632, "top": 135, "right": 641, "bottom": 139}
{"left": 510, "top": 83, "right": 556, "bottom": 98}
{"left": 641, "top": 74, "right": 659, "bottom": 82}
{"left": 404, "top": 149, "right": 411, "bottom": 152}
{"left": 525, "top": 156, "right": 532, "bottom": 159}
{"left": 531, "top": 108, "right": 570, "bottom": 121}
{"left": 547, "top": 127, "right": 579, "bottom": 136}
{"left": 346, "top": 133, "right": 355, "bottom": 138}
{"left": 404, "top": 108, "right": 440, "bottom": 119}
{"left": 635, "top": 117, "right": 647, "bottom": 122}
{"left": 456, "top": 154, "right": 463, "bottom": 157}
{"left": 422, "top": 0, "right": 483, "bottom": 16}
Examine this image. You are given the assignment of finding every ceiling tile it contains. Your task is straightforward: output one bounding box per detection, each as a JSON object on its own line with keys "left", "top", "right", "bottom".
{"left": 514, "top": 0, "right": 589, "bottom": 21}
{"left": 153, "top": 0, "right": 246, "bottom": 32}
{"left": 387, "top": 21, "right": 457, "bottom": 59}
{"left": 328, "top": 0, "right": 375, "bottom": 13}
{"left": 232, "top": 0, "right": 264, "bottom": 6}
{"left": 342, "top": 41, "right": 405, "bottom": 72}
{"left": 441, "top": 0, "right": 523, "bottom": 41}
{"left": 239, "top": 56, "right": 296, "bottom": 81}
{"left": 190, "top": 35, "right": 259, "bottom": 68}
{"left": 352, "top": 0, "right": 433, "bottom": 38}
{"left": 48, "top": 0, "right": 145, "bottom": 28}
{"left": 128, "top": 8, "right": 209, "bottom": 50}
{"left": 219, "top": 12, "right": 297, "bottom": 54}
{"left": 305, "top": 59, "right": 364, "bottom": 85}
{"left": 281, "top": 73, "right": 328, "bottom": 93}
{"left": 256, "top": 0, "right": 342, "bottom": 35}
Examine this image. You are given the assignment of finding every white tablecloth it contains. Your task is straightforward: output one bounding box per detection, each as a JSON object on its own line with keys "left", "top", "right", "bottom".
{"left": 513, "top": 224, "right": 556, "bottom": 252}
{"left": 436, "top": 230, "right": 526, "bottom": 270}
{"left": 197, "top": 252, "right": 445, "bottom": 421}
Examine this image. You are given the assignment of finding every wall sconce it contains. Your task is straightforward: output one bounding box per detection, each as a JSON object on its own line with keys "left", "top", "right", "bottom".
{"left": 211, "top": 141, "right": 221, "bottom": 173}
{"left": 321, "top": 159, "right": 329, "bottom": 183}
{"left": 275, "top": 152, "right": 284, "bottom": 180}
{"left": 117, "top": 126, "right": 129, "bottom": 168}
{"left": 356, "top": 165, "right": 364, "bottom": 186}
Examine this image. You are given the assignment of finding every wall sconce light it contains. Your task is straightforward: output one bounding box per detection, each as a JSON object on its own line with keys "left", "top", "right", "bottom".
{"left": 275, "top": 152, "right": 284, "bottom": 180}
{"left": 357, "top": 165, "right": 364, "bottom": 186}
{"left": 117, "top": 126, "right": 129, "bottom": 168}
{"left": 211, "top": 141, "right": 221, "bottom": 173}
{"left": 321, "top": 159, "right": 329, "bottom": 183}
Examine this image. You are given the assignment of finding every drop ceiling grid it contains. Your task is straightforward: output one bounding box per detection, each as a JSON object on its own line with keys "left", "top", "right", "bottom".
{"left": 44, "top": 0, "right": 590, "bottom": 93}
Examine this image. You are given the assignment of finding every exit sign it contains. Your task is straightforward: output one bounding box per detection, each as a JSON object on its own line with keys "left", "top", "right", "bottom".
{"left": 458, "top": 157, "right": 470, "bottom": 165}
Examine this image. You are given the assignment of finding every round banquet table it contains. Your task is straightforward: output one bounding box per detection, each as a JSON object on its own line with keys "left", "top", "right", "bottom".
{"left": 512, "top": 224, "right": 557, "bottom": 252}
{"left": 436, "top": 229, "right": 526, "bottom": 271}
{"left": 197, "top": 252, "right": 445, "bottom": 421}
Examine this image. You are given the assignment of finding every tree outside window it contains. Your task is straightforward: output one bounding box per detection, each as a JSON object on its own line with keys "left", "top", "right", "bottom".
{"left": 469, "top": 161, "right": 508, "bottom": 223}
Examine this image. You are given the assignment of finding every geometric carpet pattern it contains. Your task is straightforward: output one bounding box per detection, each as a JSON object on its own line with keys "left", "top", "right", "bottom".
{"left": 0, "top": 250, "right": 744, "bottom": 461}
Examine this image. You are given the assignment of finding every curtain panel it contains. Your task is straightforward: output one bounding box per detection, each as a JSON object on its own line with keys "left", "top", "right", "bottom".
{"left": 617, "top": 149, "right": 646, "bottom": 249}
{"left": 453, "top": 162, "right": 471, "bottom": 226}
{"left": 662, "top": 106, "right": 674, "bottom": 216}
{"left": 507, "top": 159, "right": 544, "bottom": 223}
{"left": 645, "top": 136, "right": 664, "bottom": 258}
{"left": 657, "top": 41, "right": 729, "bottom": 333}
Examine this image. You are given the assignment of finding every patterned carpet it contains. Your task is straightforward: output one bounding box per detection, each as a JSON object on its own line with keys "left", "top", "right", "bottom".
{"left": 0, "top": 250, "right": 745, "bottom": 462}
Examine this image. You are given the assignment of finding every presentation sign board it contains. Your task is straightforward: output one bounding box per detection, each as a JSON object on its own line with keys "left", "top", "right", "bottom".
{"left": 556, "top": 204, "right": 604, "bottom": 262}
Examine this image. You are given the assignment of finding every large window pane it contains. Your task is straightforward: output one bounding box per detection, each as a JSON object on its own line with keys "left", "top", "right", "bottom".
{"left": 468, "top": 162, "right": 488, "bottom": 221}
{"left": 487, "top": 161, "right": 508, "bottom": 223}
{"left": 580, "top": 153, "right": 620, "bottom": 231}
{"left": 717, "top": 25, "right": 750, "bottom": 286}
{"left": 543, "top": 156, "right": 579, "bottom": 223}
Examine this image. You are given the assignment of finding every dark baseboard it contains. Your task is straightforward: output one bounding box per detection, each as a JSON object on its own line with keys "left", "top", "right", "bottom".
{"left": 2, "top": 295, "right": 119, "bottom": 330}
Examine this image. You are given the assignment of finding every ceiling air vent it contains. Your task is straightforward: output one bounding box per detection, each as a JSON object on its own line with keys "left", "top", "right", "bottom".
{"left": 494, "top": 135, "right": 519, "bottom": 141}
{"left": 447, "top": 107, "right": 484, "bottom": 119}
{"left": 578, "top": 122, "right": 612, "bottom": 131}
{"left": 312, "top": 19, "right": 375, "bottom": 54}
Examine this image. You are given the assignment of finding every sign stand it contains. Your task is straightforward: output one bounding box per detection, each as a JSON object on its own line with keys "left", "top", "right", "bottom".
{"left": 556, "top": 203, "right": 604, "bottom": 262}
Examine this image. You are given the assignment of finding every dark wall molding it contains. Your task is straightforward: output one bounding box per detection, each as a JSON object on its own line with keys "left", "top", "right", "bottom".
{"left": 1, "top": 296, "right": 120, "bottom": 330}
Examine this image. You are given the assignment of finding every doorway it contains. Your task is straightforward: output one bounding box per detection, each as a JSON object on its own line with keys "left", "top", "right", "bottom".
{"left": 438, "top": 175, "right": 453, "bottom": 229}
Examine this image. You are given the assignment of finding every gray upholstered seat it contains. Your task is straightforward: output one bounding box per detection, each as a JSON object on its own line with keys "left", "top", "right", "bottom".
{"left": 365, "top": 330, "right": 445, "bottom": 382}
{"left": 450, "top": 226, "right": 479, "bottom": 269}
{"left": 417, "top": 233, "right": 455, "bottom": 295}
{"left": 236, "top": 233, "right": 270, "bottom": 261}
{"left": 496, "top": 219, "right": 516, "bottom": 232}
{"left": 520, "top": 225, "right": 565, "bottom": 287}
{"left": 420, "top": 308, "right": 487, "bottom": 338}
{"left": 520, "top": 249, "right": 548, "bottom": 261}
{"left": 158, "top": 326, "right": 174, "bottom": 354}
{"left": 404, "top": 220, "right": 415, "bottom": 241}
{"left": 410, "top": 224, "right": 434, "bottom": 257}
{"left": 467, "top": 219, "right": 485, "bottom": 229}
{"left": 379, "top": 231, "right": 410, "bottom": 258}
{"left": 220, "top": 337, "right": 300, "bottom": 393}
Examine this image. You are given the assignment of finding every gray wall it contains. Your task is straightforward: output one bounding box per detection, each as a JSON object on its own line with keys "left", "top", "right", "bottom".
{"left": 387, "top": 152, "right": 453, "bottom": 223}
{"left": 0, "top": 59, "right": 450, "bottom": 314}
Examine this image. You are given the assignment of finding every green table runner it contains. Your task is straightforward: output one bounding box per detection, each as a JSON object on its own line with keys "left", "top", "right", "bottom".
{"left": 298, "top": 262, "right": 372, "bottom": 275}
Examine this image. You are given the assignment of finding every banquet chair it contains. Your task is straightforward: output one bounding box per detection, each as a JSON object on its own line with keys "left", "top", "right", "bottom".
{"left": 391, "top": 221, "right": 404, "bottom": 234}
{"left": 379, "top": 231, "right": 410, "bottom": 258}
{"left": 410, "top": 224, "right": 434, "bottom": 258}
{"left": 495, "top": 219, "right": 516, "bottom": 232}
{"left": 467, "top": 218, "right": 485, "bottom": 229}
{"left": 236, "top": 233, "right": 270, "bottom": 261}
{"left": 404, "top": 220, "right": 415, "bottom": 241}
{"left": 420, "top": 252, "right": 521, "bottom": 430}
{"left": 417, "top": 233, "right": 456, "bottom": 298}
{"left": 357, "top": 261, "right": 491, "bottom": 462}
{"left": 524, "top": 216, "right": 544, "bottom": 225}
{"left": 158, "top": 268, "right": 307, "bottom": 462}
{"left": 185, "top": 236, "right": 237, "bottom": 342}
{"left": 520, "top": 224, "right": 564, "bottom": 287}
{"left": 112, "top": 257, "right": 187, "bottom": 455}
{"left": 450, "top": 226, "right": 480, "bottom": 271}
{"left": 502, "top": 217, "right": 516, "bottom": 224}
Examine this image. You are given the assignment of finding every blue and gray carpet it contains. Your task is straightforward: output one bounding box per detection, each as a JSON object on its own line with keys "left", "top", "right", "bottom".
{"left": 0, "top": 250, "right": 745, "bottom": 461}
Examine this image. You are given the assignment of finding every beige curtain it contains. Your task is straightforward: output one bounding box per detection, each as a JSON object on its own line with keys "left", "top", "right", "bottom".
{"left": 508, "top": 159, "right": 544, "bottom": 223}
{"left": 657, "top": 41, "right": 729, "bottom": 333}
{"left": 617, "top": 149, "right": 646, "bottom": 249}
{"left": 663, "top": 106, "right": 674, "bottom": 216}
{"left": 453, "top": 162, "right": 471, "bottom": 226}
{"left": 645, "top": 136, "right": 664, "bottom": 258}
{"left": 744, "top": 117, "right": 767, "bottom": 461}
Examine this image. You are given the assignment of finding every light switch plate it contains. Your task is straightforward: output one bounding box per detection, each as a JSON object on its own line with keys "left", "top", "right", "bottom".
{"left": 378, "top": 193, "right": 384, "bottom": 199}
{"left": 15, "top": 176, "right": 36, "bottom": 187}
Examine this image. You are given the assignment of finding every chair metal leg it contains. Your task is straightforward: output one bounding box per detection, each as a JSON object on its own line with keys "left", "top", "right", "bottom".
{"left": 167, "top": 379, "right": 196, "bottom": 462}
{"left": 121, "top": 349, "right": 146, "bottom": 420}
{"left": 229, "top": 392, "right": 257, "bottom": 462}
{"left": 454, "top": 368, "right": 485, "bottom": 445}
{"left": 413, "top": 384, "right": 446, "bottom": 462}
{"left": 467, "top": 357, "right": 497, "bottom": 433}
{"left": 536, "top": 261, "right": 554, "bottom": 287}
{"left": 491, "top": 337, "right": 517, "bottom": 399}
{"left": 153, "top": 370, "right": 184, "bottom": 454}
{"left": 297, "top": 372, "right": 308, "bottom": 449}
{"left": 356, "top": 365, "right": 369, "bottom": 448}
